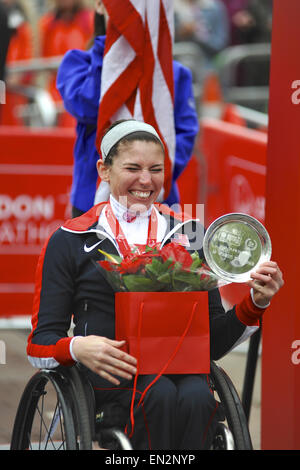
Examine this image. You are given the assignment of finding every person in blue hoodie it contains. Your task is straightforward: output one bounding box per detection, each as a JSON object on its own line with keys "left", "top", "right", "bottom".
{"left": 56, "top": 1, "right": 199, "bottom": 218}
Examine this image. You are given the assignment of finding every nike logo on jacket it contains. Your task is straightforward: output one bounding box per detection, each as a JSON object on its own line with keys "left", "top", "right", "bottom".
{"left": 83, "top": 240, "right": 103, "bottom": 252}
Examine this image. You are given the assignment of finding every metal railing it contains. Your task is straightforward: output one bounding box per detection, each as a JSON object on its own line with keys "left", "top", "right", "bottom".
{"left": 6, "top": 56, "right": 63, "bottom": 75}
{"left": 216, "top": 43, "right": 271, "bottom": 112}
{"left": 3, "top": 43, "right": 271, "bottom": 127}
{"left": 235, "top": 105, "right": 268, "bottom": 129}
{"left": 5, "top": 56, "right": 64, "bottom": 127}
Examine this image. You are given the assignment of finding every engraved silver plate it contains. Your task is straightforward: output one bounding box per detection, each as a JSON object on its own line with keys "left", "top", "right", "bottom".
{"left": 203, "top": 213, "right": 272, "bottom": 283}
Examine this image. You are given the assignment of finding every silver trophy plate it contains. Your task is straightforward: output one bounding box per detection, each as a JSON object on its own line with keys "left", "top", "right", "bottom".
{"left": 203, "top": 213, "right": 272, "bottom": 283}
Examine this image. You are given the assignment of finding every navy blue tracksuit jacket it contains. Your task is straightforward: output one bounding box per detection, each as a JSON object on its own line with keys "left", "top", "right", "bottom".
{"left": 27, "top": 202, "right": 260, "bottom": 449}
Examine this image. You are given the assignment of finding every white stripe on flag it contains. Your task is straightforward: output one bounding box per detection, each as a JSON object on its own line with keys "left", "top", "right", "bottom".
{"left": 147, "top": 1, "right": 175, "bottom": 168}
{"left": 100, "top": 36, "right": 135, "bottom": 99}
{"left": 129, "top": 0, "right": 146, "bottom": 20}
{"left": 162, "top": 0, "right": 174, "bottom": 37}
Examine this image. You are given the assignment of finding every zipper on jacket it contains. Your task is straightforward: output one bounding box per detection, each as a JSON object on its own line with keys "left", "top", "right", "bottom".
{"left": 83, "top": 300, "right": 88, "bottom": 336}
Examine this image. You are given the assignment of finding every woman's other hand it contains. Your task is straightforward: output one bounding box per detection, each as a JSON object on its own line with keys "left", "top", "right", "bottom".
{"left": 72, "top": 335, "right": 137, "bottom": 385}
{"left": 248, "top": 261, "right": 284, "bottom": 307}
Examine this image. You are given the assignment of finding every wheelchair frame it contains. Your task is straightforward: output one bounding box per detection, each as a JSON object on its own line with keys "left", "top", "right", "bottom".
{"left": 10, "top": 362, "right": 253, "bottom": 450}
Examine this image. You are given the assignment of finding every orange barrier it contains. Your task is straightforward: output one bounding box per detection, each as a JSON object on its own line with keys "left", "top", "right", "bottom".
{"left": 0, "top": 126, "right": 75, "bottom": 317}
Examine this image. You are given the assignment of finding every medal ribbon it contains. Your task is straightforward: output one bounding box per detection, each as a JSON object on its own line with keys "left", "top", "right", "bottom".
{"left": 105, "top": 203, "right": 160, "bottom": 256}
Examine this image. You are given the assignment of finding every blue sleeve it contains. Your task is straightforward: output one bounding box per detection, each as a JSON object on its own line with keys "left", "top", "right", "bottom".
{"left": 173, "top": 61, "right": 199, "bottom": 181}
{"left": 56, "top": 36, "right": 105, "bottom": 124}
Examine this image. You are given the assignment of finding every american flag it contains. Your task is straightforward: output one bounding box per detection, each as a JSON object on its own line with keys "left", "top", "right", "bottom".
{"left": 95, "top": 0, "right": 175, "bottom": 203}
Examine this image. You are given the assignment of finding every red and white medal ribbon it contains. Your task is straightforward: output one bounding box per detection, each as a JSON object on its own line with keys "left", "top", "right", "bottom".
{"left": 105, "top": 203, "right": 160, "bottom": 256}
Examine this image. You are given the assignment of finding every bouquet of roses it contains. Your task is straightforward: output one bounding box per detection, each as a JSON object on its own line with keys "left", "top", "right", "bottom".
{"left": 95, "top": 242, "right": 228, "bottom": 292}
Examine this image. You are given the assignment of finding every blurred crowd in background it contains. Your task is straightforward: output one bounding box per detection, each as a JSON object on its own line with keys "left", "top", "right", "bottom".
{"left": 0, "top": 0, "right": 273, "bottom": 128}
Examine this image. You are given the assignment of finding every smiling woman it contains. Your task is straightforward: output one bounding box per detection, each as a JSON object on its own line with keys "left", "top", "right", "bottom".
{"left": 26, "top": 118, "right": 284, "bottom": 451}
{"left": 97, "top": 120, "right": 165, "bottom": 212}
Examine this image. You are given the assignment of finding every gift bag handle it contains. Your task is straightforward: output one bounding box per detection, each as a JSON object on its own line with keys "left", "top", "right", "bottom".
{"left": 127, "top": 300, "right": 199, "bottom": 438}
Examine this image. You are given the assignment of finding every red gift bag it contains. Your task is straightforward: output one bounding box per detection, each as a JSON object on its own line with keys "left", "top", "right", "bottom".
{"left": 115, "top": 291, "right": 210, "bottom": 375}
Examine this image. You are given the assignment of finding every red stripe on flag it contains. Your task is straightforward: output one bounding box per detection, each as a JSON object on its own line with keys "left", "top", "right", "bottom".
{"left": 104, "top": 0, "right": 145, "bottom": 53}
{"left": 103, "top": 22, "right": 121, "bottom": 54}
{"left": 158, "top": 0, "right": 174, "bottom": 101}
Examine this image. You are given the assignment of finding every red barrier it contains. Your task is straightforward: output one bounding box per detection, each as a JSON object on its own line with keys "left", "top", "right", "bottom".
{"left": 177, "top": 153, "right": 204, "bottom": 208}
{"left": 0, "top": 127, "right": 75, "bottom": 317}
{"left": 200, "top": 118, "right": 267, "bottom": 226}
{"left": 200, "top": 118, "right": 268, "bottom": 306}
{"left": 261, "top": 0, "right": 300, "bottom": 450}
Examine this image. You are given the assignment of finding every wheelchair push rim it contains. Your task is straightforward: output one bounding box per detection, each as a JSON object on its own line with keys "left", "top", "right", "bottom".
{"left": 210, "top": 362, "right": 253, "bottom": 450}
{"left": 10, "top": 368, "right": 92, "bottom": 450}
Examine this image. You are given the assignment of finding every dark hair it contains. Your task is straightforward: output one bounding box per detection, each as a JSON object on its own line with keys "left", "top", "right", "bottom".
{"left": 102, "top": 119, "right": 165, "bottom": 166}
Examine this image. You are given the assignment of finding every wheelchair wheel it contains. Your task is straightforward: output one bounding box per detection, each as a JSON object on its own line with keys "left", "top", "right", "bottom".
{"left": 93, "top": 401, "right": 133, "bottom": 450}
{"left": 97, "top": 428, "right": 133, "bottom": 450}
{"left": 209, "top": 362, "right": 253, "bottom": 450}
{"left": 10, "top": 367, "right": 93, "bottom": 450}
{"left": 212, "top": 422, "right": 235, "bottom": 450}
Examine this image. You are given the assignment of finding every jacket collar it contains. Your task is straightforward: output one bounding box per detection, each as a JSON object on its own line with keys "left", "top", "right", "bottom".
{"left": 62, "top": 202, "right": 107, "bottom": 232}
{"left": 61, "top": 202, "right": 195, "bottom": 233}
{"left": 61, "top": 202, "right": 200, "bottom": 253}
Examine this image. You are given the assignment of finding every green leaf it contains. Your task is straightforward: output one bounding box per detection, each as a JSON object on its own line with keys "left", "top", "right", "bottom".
{"left": 103, "top": 271, "right": 122, "bottom": 292}
{"left": 145, "top": 258, "right": 169, "bottom": 278}
{"left": 122, "top": 275, "right": 158, "bottom": 292}
{"left": 145, "top": 245, "right": 159, "bottom": 254}
{"left": 157, "top": 272, "right": 172, "bottom": 284}
{"left": 172, "top": 270, "right": 202, "bottom": 289}
{"left": 162, "top": 258, "right": 174, "bottom": 270}
{"left": 190, "top": 258, "right": 202, "bottom": 270}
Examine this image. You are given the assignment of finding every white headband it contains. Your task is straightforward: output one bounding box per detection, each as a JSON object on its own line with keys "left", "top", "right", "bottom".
{"left": 100, "top": 120, "right": 164, "bottom": 160}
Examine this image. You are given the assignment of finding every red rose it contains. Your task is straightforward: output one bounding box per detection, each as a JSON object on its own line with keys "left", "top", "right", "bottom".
{"left": 160, "top": 242, "right": 193, "bottom": 269}
{"left": 117, "top": 255, "right": 145, "bottom": 274}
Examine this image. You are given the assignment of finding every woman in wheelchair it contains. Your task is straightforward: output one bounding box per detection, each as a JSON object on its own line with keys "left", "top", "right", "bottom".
{"left": 26, "top": 119, "right": 284, "bottom": 450}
